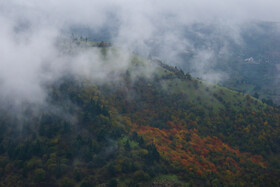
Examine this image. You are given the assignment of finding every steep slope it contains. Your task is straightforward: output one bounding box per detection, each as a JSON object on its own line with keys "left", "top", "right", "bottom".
{"left": 101, "top": 56, "right": 280, "bottom": 186}
{"left": 104, "top": 57, "right": 279, "bottom": 154}
{"left": 0, "top": 46, "right": 279, "bottom": 186}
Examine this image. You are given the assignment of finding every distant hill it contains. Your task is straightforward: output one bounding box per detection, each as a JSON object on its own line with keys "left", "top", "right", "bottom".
{"left": 0, "top": 44, "right": 279, "bottom": 186}
{"left": 178, "top": 22, "right": 280, "bottom": 106}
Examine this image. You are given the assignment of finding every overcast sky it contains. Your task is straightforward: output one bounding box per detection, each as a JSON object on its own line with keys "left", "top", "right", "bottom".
{"left": 0, "top": 0, "right": 280, "bottom": 106}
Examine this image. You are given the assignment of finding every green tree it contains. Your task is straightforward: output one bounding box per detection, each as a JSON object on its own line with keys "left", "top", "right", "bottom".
{"left": 33, "top": 168, "right": 46, "bottom": 182}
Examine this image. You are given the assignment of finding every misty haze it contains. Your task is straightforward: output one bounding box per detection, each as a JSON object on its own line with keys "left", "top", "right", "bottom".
{"left": 0, "top": 1, "right": 280, "bottom": 186}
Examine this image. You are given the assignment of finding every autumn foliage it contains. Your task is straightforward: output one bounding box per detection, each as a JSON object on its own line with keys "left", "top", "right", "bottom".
{"left": 135, "top": 123, "right": 267, "bottom": 183}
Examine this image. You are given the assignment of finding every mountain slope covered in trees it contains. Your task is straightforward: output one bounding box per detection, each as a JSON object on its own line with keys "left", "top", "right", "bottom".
{"left": 0, "top": 45, "right": 279, "bottom": 186}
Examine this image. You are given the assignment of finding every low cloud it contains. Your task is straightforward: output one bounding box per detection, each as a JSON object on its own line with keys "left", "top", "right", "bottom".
{"left": 0, "top": 0, "right": 280, "bottom": 107}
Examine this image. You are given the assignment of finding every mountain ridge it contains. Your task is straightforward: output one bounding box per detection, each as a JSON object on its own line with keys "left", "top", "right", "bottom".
{"left": 0, "top": 45, "right": 279, "bottom": 186}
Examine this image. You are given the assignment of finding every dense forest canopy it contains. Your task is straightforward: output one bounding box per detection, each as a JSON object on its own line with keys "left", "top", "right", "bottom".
{"left": 0, "top": 44, "right": 279, "bottom": 186}
{"left": 1, "top": 1, "right": 280, "bottom": 186}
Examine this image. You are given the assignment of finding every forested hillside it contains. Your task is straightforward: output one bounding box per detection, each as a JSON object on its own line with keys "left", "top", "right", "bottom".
{"left": 0, "top": 47, "right": 279, "bottom": 186}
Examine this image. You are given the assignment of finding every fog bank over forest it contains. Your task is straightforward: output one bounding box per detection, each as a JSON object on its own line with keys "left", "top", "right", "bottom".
{"left": 1, "top": 0, "right": 280, "bottom": 106}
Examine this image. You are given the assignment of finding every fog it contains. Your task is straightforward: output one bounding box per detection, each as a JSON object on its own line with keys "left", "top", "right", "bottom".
{"left": 1, "top": 0, "right": 280, "bottom": 107}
